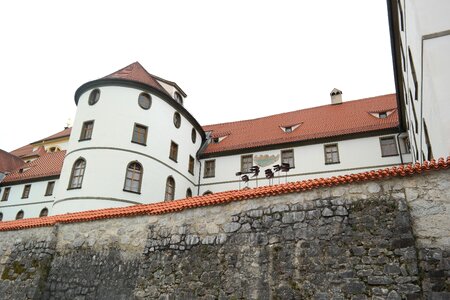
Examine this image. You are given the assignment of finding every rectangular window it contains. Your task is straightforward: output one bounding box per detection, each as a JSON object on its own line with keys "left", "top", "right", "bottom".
{"left": 398, "top": 0, "right": 404, "bottom": 31}
{"left": 132, "top": 123, "right": 148, "bottom": 145}
{"left": 281, "top": 149, "right": 295, "bottom": 168}
{"left": 423, "top": 120, "right": 433, "bottom": 161}
{"left": 400, "top": 41, "right": 406, "bottom": 72}
{"left": 408, "top": 48, "right": 419, "bottom": 101}
{"left": 188, "top": 156, "right": 195, "bottom": 175}
{"left": 400, "top": 136, "right": 411, "bottom": 154}
{"left": 1, "top": 187, "right": 11, "bottom": 201}
{"left": 80, "top": 120, "right": 94, "bottom": 141}
{"left": 241, "top": 155, "right": 253, "bottom": 173}
{"left": 45, "top": 181, "right": 55, "bottom": 196}
{"left": 169, "top": 141, "right": 178, "bottom": 162}
{"left": 324, "top": 144, "right": 340, "bottom": 164}
{"left": 204, "top": 160, "right": 216, "bottom": 178}
{"left": 411, "top": 98, "right": 418, "bottom": 134}
{"left": 22, "top": 184, "right": 31, "bottom": 199}
{"left": 380, "top": 136, "right": 399, "bottom": 157}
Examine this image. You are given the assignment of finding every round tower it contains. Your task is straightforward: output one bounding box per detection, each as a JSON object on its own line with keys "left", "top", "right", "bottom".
{"left": 52, "top": 62, "right": 205, "bottom": 215}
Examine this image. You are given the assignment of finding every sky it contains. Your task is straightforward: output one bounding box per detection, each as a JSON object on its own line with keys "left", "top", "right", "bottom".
{"left": 0, "top": 0, "right": 395, "bottom": 152}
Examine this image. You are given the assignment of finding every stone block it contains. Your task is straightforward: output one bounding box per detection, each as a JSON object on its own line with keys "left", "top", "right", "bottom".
{"left": 223, "top": 222, "right": 241, "bottom": 233}
{"left": 335, "top": 206, "right": 348, "bottom": 216}
{"left": 271, "top": 204, "right": 290, "bottom": 213}
{"left": 281, "top": 211, "right": 305, "bottom": 224}
{"left": 343, "top": 281, "right": 366, "bottom": 295}
{"left": 368, "top": 276, "right": 394, "bottom": 285}
{"left": 322, "top": 208, "right": 334, "bottom": 217}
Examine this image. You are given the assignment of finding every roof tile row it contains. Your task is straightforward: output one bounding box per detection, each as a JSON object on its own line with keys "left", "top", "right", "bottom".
{"left": 0, "top": 157, "right": 448, "bottom": 232}
{"left": 1, "top": 151, "right": 66, "bottom": 184}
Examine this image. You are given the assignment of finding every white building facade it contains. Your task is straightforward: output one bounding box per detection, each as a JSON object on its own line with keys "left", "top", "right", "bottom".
{"left": 388, "top": 0, "right": 450, "bottom": 162}
{"left": 0, "top": 62, "right": 413, "bottom": 221}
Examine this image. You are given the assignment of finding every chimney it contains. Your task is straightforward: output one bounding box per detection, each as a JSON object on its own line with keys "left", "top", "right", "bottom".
{"left": 330, "top": 88, "right": 343, "bottom": 105}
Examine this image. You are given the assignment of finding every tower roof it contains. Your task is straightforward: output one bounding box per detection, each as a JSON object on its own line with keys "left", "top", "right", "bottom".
{"left": 103, "top": 62, "right": 169, "bottom": 96}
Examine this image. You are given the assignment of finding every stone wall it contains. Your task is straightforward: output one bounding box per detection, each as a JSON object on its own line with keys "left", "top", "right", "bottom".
{"left": 0, "top": 170, "right": 448, "bottom": 299}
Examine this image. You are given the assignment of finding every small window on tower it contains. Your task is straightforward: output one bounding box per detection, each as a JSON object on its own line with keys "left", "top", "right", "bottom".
{"left": 88, "top": 89, "right": 101, "bottom": 105}
{"left": 174, "top": 92, "right": 183, "bottom": 105}
{"left": 138, "top": 93, "right": 152, "bottom": 110}
{"left": 80, "top": 121, "right": 94, "bottom": 141}
{"left": 169, "top": 141, "right": 179, "bottom": 162}
{"left": 173, "top": 112, "right": 181, "bottom": 129}
{"left": 191, "top": 128, "right": 197, "bottom": 144}
{"left": 132, "top": 123, "right": 148, "bottom": 145}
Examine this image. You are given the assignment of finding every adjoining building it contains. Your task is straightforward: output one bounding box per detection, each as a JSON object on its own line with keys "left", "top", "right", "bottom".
{"left": 387, "top": 0, "right": 450, "bottom": 162}
{"left": 0, "top": 62, "right": 411, "bottom": 221}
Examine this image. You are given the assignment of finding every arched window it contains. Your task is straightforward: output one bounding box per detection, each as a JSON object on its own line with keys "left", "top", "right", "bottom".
{"left": 203, "top": 191, "right": 213, "bottom": 196}
{"left": 68, "top": 158, "right": 86, "bottom": 189}
{"left": 186, "top": 188, "right": 192, "bottom": 198}
{"left": 124, "top": 162, "right": 143, "bottom": 193}
{"left": 88, "top": 89, "right": 101, "bottom": 105}
{"left": 16, "top": 210, "right": 24, "bottom": 220}
{"left": 165, "top": 176, "right": 175, "bottom": 201}
{"left": 39, "top": 208, "right": 49, "bottom": 217}
{"left": 0, "top": 212, "right": 3, "bottom": 221}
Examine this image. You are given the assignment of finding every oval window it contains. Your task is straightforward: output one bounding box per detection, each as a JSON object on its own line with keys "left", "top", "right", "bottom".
{"left": 138, "top": 93, "right": 152, "bottom": 110}
{"left": 173, "top": 112, "right": 181, "bottom": 128}
{"left": 88, "top": 89, "right": 101, "bottom": 105}
{"left": 191, "top": 128, "right": 196, "bottom": 143}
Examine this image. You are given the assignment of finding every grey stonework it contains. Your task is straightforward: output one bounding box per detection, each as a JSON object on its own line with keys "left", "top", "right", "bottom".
{"left": 0, "top": 170, "right": 448, "bottom": 299}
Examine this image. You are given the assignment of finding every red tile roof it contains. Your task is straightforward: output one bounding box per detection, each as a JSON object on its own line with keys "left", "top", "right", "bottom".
{"left": 10, "top": 144, "right": 39, "bottom": 159}
{"left": 202, "top": 94, "right": 399, "bottom": 154}
{"left": 1, "top": 151, "right": 66, "bottom": 184}
{"left": 0, "top": 157, "right": 448, "bottom": 232}
{"left": 32, "top": 127, "right": 71, "bottom": 144}
{"left": 0, "top": 150, "right": 24, "bottom": 173}
{"left": 103, "top": 62, "right": 170, "bottom": 96}
{"left": 10, "top": 128, "right": 71, "bottom": 158}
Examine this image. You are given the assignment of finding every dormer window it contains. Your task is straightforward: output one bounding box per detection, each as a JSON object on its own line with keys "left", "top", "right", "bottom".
{"left": 210, "top": 135, "right": 228, "bottom": 144}
{"left": 47, "top": 147, "right": 61, "bottom": 153}
{"left": 280, "top": 123, "right": 302, "bottom": 133}
{"left": 174, "top": 92, "right": 183, "bottom": 105}
{"left": 369, "top": 109, "right": 395, "bottom": 119}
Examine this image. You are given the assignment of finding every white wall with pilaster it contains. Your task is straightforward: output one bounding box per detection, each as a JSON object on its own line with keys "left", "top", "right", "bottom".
{"left": 199, "top": 134, "right": 412, "bottom": 194}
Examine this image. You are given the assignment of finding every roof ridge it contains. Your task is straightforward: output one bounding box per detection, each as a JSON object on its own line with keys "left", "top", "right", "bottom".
{"left": 0, "top": 156, "right": 448, "bottom": 232}
{"left": 203, "top": 93, "right": 396, "bottom": 128}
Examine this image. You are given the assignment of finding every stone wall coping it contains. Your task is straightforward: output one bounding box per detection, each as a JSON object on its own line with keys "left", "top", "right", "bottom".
{"left": 0, "top": 157, "right": 448, "bottom": 232}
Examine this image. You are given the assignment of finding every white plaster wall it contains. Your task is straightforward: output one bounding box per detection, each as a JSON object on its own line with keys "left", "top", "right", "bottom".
{"left": 199, "top": 134, "right": 412, "bottom": 194}
{"left": 400, "top": 0, "right": 450, "bottom": 161}
{"left": 422, "top": 33, "right": 450, "bottom": 158}
{"left": 0, "top": 180, "right": 56, "bottom": 221}
{"left": 52, "top": 86, "right": 202, "bottom": 214}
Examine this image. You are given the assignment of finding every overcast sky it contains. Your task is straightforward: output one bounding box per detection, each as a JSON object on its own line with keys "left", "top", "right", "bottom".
{"left": 0, "top": 0, "right": 395, "bottom": 152}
